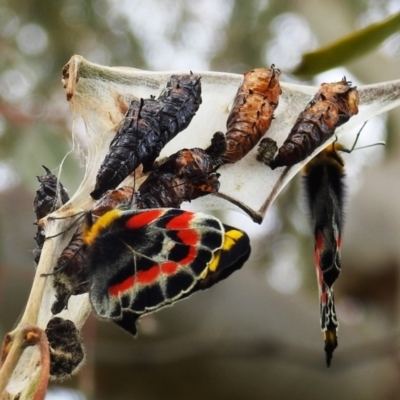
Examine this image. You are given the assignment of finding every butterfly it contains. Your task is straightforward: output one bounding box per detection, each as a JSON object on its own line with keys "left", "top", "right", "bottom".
{"left": 302, "top": 121, "right": 384, "bottom": 367}
{"left": 90, "top": 74, "right": 202, "bottom": 200}
{"left": 221, "top": 65, "right": 282, "bottom": 164}
{"left": 49, "top": 134, "right": 228, "bottom": 319}
{"left": 303, "top": 142, "right": 345, "bottom": 367}
{"left": 267, "top": 77, "right": 359, "bottom": 169}
{"left": 82, "top": 208, "right": 250, "bottom": 336}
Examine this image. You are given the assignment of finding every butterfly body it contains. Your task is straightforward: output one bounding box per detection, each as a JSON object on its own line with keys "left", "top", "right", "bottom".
{"left": 303, "top": 143, "right": 346, "bottom": 366}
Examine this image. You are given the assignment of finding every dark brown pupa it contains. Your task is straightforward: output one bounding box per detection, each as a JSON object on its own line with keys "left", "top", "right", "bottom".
{"left": 90, "top": 74, "right": 202, "bottom": 200}
{"left": 45, "top": 317, "right": 85, "bottom": 381}
{"left": 33, "top": 166, "right": 69, "bottom": 264}
{"left": 221, "top": 65, "right": 282, "bottom": 164}
{"left": 137, "top": 143, "right": 222, "bottom": 209}
{"left": 270, "top": 78, "right": 359, "bottom": 169}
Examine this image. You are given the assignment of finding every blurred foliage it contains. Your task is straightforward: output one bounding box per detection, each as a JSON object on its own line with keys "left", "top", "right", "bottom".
{"left": 1, "top": 0, "right": 400, "bottom": 399}
{"left": 293, "top": 12, "right": 400, "bottom": 77}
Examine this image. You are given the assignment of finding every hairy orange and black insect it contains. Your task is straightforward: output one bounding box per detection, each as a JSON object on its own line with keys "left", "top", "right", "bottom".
{"left": 90, "top": 74, "right": 202, "bottom": 200}
{"left": 136, "top": 133, "right": 224, "bottom": 209}
{"left": 303, "top": 142, "right": 348, "bottom": 367}
{"left": 33, "top": 166, "right": 69, "bottom": 264}
{"left": 269, "top": 78, "right": 359, "bottom": 169}
{"left": 45, "top": 317, "right": 85, "bottom": 380}
{"left": 221, "top": 65, "right": 282, "bottom": 164}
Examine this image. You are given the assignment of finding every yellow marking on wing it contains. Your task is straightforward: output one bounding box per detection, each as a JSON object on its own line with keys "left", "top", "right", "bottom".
{"left": 84, "top": 209, "right": 122, "bottom": 246}
{"left": 208, "top": 251, "right": 221, "bottom": 273}
{"left": 222, "top": 229, "right": 244, "bottom": 251}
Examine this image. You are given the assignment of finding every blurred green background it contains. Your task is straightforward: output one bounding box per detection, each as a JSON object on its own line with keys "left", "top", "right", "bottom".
{"left": 1, "top": 1, "right": 400, "bottom": 399}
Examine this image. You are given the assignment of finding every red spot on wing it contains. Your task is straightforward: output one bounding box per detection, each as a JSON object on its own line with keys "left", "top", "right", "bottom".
{"left": 177, "top": 229, "right": 199, "bottom": 246}
{"left": 315, "top": 231, "right": 324, "bottom": 252}
{"left": 109, "top": 276, "right": 134, "bottom": 297}
{"left": 179, "top": 246, "right": 197, "bottom": 266}
{"left": 136, "top": 266, "right": 160, "bottom": 285}
{"left": 166, "top": 212, "right": 193, "bottom": 230}
{"left": 337, "top": 235, "right": 342, "bottom": 250}
{"left": 314, "top": 231, "right": 324, "bottom": 289}
{"left": 161, "top": 262, "right": 178, "bottom": 275}
{"left": 321, "top": 283, "right": 328, "bottom": 306}
{"left": 125, "top": 210, "right": 164, "bottom": 230}
{"left": 108, "top": 265, "right": 163, "bottom": 297}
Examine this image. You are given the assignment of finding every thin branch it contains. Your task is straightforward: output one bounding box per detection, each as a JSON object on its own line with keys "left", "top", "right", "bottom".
{"left": 0, "top": 325, "right": 50, "bottom": 399}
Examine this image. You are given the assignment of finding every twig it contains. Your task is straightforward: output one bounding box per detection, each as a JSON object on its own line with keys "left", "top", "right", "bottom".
{"left": 0, "top": 325, "right": 50, "bottom": 400}
{"left": 0, "top": 208, "right": 83, "bottom": 399}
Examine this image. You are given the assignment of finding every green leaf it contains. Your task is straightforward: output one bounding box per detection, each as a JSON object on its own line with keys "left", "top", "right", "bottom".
{"left": 293, "top": 12, "right": 400, "bottom": 77}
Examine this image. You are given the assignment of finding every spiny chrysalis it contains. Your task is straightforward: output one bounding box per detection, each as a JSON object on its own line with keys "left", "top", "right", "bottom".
{"left": 221, "top": 65, "right": 282, "bottom": 164}
{"left": 33, "top": 166, "right": 69, "bottom": 220}
{"left": 33, "top": 166, "right": 69, "bottom": 264}
{"left": 45, "top": 317, "right": 85, "bottom": 381}
{"left": 137, "top": 132, "right": 225, "bottom": 209}
{"left": 90, "top": 74, "right": 202, "bottom": 200}
{"left": 83, "top": 208, "right": 251, "bottom": 336}
{"left": 90, "top": 98, "right": 161, "bottom": 200}
{"left": 303, "top": 142, "right": 347, "bottom": 367}
{"left": 270, "top": 78, "right": 359, "bottom": 169}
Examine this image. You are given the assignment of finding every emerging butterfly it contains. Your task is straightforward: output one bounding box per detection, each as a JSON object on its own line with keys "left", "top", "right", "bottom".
{"left": 82, "top": 208, "right": 251, "bottom": 336}
{"left": 302, "top": 123, "right": 383, "bottom": 367}
{"left": 264, "top": 77, "right": 359, "bottom": 170}
{"left": 221, "top": 65, "right": 282, "bottom": 164}
{"left": 49, "top": 134, "right": 227, "bottom": 318}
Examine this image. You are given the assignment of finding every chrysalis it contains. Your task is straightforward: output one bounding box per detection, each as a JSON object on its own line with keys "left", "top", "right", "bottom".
{"left": 33, "top": 166, "right": 69, "bottom": 264}
{"left": 137, "top": 132, "right": 225, "bottom": 209}
{"left": 270, "top": 78, "right": 359, "bottom": 169}
{"left": 45, "top": 317, "right": 85, "bottom": 381}
{"left": 221, "top": 65, "right": 282, "bottom": 164}
{"left": 90, "top": 74, "right": 202, "bottom": 199}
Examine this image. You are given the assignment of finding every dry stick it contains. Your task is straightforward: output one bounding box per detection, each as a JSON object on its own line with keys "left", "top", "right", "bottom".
{"left": 32, "top": 328, "right": 50, "bottom": 400}
{"left": 0, "top": 209, "right": 80, "bottom": 398}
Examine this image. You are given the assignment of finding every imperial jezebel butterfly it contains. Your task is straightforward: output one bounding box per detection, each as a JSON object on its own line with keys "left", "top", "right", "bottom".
{"left": 302, "top": 124, "right": 383, "bottom": 367}
{"left": 83, "top": 208, "right": 251, "bottom": 336}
